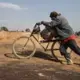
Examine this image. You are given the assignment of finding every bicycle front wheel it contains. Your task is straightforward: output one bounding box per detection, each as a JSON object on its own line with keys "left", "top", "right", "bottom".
{"left": 12, "top": 36, "right": 36, "bottom": 59}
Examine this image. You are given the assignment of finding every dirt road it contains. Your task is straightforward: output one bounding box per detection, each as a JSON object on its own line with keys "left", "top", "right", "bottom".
{"left": 0, "top": 32, "right": 80, "bottom": 80}
{"left": 0, "top": 43, "right": 80, "bottom": 80}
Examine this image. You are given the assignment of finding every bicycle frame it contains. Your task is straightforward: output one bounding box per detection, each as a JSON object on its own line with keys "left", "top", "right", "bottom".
{"left": 12, "top": 24, "right": 62, "bottom": 61}
{"left": 30, "top": 34, "right": 52, "bottom": 51}
{"left": 28, "top": 24, "right": 60, "bottom": 51}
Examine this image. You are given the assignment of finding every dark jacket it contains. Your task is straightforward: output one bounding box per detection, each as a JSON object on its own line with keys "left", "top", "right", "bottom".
{"left": 42, "top": 15, "right": 75, "bottom": 40}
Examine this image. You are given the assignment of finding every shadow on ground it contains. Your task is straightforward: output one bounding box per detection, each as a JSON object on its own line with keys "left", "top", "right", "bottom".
{"left": 34, "top": 51, "right": 61, "bottom": 62}
{"left": 4, "top": 51, "right": 61, "bottom": 63}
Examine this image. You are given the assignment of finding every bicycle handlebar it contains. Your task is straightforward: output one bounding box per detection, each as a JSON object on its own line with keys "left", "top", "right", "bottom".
{"left": 34, "top": 23, "right": 41, "bottom": 29}
{"left": 30, "top": 24, "right": 41, "bottom": 35}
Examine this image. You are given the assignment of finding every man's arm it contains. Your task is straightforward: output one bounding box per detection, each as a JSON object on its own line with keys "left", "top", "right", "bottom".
{"left": 41, "top": 19, "right": 61, "bottom": 27}
{"left": 50, "top": 19, "right": 61, "bottom": 27}
{"left": 41, "top": 21, "right": 51, "bottom": 27}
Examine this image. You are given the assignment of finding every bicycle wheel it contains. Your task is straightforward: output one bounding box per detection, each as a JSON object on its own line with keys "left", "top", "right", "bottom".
{"left": 12, "top": 36, "right": 36, "bottom": 59}
{"left": 51, "top": 41, "right": 72, "bottom": 62}
{"left": 51, "top": 41, "right": 61, "bottom": 62}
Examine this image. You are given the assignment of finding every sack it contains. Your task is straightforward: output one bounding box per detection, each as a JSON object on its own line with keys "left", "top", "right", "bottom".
{"left": 40, "top": 28, "right": 56, "bottom": 40}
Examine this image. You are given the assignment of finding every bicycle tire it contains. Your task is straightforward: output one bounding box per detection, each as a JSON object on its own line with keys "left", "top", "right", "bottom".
{"left": 12, "top": 36, "right": 36, "bottom": 59}
{"left": 51, "top": 41, "right": 61, "bottom": 62}
{"left": 51, "top": 41, "right": 72, "bottom": 62}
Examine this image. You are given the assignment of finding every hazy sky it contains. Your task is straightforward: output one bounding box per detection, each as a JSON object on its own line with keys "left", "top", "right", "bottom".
{"left": 0, "top": 0, "right": 80, "bottom": 31}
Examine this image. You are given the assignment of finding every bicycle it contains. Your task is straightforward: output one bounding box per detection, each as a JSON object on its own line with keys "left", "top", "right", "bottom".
{"left": 12, "top": 24, "right": 72, "bottom": 63}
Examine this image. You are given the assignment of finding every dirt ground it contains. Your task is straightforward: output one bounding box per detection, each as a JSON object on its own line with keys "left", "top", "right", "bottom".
{"left": 0, "top": 31, "right": 80, "bottom": 80}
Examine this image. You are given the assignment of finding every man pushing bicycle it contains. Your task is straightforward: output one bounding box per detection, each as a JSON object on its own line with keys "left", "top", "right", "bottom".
{"left": 36, "top": 11, "right": 80, "bottom": 65}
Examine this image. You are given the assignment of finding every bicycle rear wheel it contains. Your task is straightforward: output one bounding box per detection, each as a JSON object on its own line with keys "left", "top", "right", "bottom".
{"left": 51, "top": 41, "right": 72, "bottom": 62}
{"left": 12, "top": 36, "right": 36, "bottom": 59}
{"left": 51, "top": 41, "right": 61, "bottom": 62}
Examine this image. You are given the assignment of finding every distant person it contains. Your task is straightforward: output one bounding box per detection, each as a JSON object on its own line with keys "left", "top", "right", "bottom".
{"left": 36, "top": 11, "right": 80, "bottom": 65}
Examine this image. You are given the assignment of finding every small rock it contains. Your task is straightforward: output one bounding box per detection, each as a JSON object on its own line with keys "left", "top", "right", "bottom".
{"left": 38, "top": 73, "right": 45, "bottom": 77}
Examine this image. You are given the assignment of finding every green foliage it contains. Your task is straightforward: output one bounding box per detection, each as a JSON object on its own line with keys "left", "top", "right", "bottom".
{"left": 0, "top": 26, "right": 8, "bottom": 31}
{"left": 25, "top": 28, "right": 30, "bottom": 32}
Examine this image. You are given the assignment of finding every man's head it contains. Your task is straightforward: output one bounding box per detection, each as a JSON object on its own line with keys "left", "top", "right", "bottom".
{"left": 50, "top": 11, "right": 61, "bottom": 19}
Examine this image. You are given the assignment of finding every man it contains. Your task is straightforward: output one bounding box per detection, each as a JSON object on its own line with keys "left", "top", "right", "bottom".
{"left": 36, "top": 11, "right": 80, "bottom": 65}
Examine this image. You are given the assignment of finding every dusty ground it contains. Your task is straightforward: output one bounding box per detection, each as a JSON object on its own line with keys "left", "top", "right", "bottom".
{"left": 0, "top": 31, "right": 80, "bottom": 80}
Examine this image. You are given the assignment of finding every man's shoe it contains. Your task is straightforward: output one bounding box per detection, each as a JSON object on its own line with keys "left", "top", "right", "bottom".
{"left": 66, "top": 59, "right": 73, "bottom": 65}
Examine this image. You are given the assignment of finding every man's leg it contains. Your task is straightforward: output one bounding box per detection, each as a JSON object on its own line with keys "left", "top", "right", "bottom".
{"left": 67, "top": 40, "right": 80, "bottom": 56}
{"left": 60, "top": 43, "right": 73, "bottom": 65}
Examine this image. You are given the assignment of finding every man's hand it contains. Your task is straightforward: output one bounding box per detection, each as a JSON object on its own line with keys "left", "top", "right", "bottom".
{"left": 36, "top": 21, "right": 46, "bottom": 25}
{"left": 41, "top": 21, "right": 45, "bottom": 24}
{"left": 36, "top": 22, "right": 41, "bottom": 25}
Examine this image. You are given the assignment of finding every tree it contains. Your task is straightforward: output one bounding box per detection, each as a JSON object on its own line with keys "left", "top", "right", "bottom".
{"left": 0, "top": 26, "right": 8, "bottom": 31}
{"left": 25, "top": 28, "right": 30, "bottom": 32}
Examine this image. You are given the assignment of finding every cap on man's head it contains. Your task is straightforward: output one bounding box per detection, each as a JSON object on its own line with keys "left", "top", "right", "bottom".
{"left": 50, "top": 11, "right": 59, "bottom": 18}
